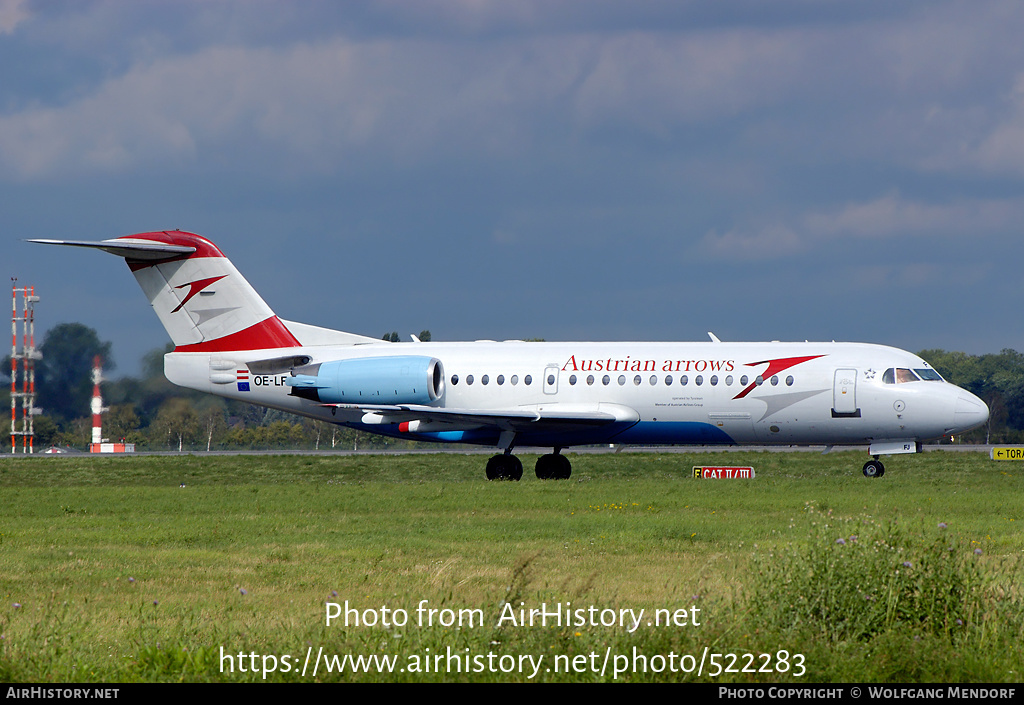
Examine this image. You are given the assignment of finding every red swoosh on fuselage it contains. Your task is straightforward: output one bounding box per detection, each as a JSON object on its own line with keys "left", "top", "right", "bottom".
{"left": 732, "top": 355, "right": 827, "bottom": 399}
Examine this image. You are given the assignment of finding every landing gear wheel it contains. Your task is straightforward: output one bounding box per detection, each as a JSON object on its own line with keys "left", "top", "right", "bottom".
{"left": 486, "top": 454, "right": 523, "bottom": 481}
{"left": 862, "top": 459, "right": 885, "bottom": 478}
{"left": 535, "top": 453, "right": 572, "bottom": 480}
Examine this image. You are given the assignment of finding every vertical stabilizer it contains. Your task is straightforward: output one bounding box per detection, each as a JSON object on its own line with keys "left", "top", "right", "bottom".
{"left": 31, "top": 231, "right": 302, "bottom": 352}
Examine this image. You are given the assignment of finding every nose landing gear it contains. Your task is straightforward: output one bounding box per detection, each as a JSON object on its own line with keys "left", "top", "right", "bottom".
{"left": 862, "top": 458, "right": 885, "bottom": 478}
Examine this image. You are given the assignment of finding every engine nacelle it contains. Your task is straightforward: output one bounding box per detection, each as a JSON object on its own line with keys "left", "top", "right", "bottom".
{"left": 286, "top": 356, "right": 444, "bottom": 405}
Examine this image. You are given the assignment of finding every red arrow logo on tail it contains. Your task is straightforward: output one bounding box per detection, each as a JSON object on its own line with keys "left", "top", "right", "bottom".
{"left": 171, "top": 275, "right": 227, "bottom": 313}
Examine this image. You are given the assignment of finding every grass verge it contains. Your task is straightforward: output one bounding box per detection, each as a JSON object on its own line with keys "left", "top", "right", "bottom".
{"left": 1, "top": 449, "right": 1021, "bottom": 681}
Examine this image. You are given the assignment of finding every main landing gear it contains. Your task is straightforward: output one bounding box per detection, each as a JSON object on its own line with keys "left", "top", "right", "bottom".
{"left": 485, "top": 452, "right": 523, "bottom": 481}
{"left": 535, "top": 448, "right": 572, "bottom": 480}
{"left": 485, "top": 447, "right": 573, "bottom": 481}
{"left": 862, "top": 457, "right": 885, "bottom": 478}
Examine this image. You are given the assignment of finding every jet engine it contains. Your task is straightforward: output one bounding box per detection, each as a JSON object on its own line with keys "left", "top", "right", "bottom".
{"left": 286, "top": 356, "right": 444, "bottom": 405}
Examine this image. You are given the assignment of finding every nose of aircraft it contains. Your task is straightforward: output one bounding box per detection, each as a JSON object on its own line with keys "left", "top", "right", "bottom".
{"left": 952, "top": 389, "right": 989, "bottom": 434}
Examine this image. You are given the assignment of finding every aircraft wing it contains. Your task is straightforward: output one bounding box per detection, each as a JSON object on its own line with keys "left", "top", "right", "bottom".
{"left": 328, "top": 402, "right": 640, "bottom": 434}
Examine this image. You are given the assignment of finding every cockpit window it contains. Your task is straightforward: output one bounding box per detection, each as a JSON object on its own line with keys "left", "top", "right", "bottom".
{"left": 914, "top": 368, "right": 943, "bottom": 381}
{"left": 896, "top": 368, "right": 919, "bottom": 383}
{"left": 883, "top": 367, "right": 926, "bottom": 384}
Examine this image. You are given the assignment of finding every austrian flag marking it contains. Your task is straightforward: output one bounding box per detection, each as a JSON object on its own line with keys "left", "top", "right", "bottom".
{"left": 236, "top": 370, "right": 250, "bottom": 392}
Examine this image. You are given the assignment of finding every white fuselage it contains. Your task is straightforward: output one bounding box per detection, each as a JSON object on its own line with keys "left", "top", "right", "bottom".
{"left": 166, "top": 339, "right": 987, "bottom": 450}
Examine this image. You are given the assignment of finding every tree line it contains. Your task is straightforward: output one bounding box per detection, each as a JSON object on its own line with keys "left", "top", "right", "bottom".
{"left": 4, "top": 324, "right": 1023, "bottom": 451}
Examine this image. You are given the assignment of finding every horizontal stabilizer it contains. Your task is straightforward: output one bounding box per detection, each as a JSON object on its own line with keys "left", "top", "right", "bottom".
{"left": 28, "top": 238, "right": 196, "bottom": 260}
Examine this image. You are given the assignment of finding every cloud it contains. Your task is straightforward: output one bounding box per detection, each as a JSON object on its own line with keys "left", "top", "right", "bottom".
{"left": 699, "top": 225, "right": 802, "bottom": 261}
{"left": 961, "top": 73, "right": 1024, "bottom": 175}
{"left": 802, "top": 193, "right": 1022, "bottom": 239}
{"left": 846, "top": 261, "right": 990, "bottom": 290}
{"left": 697, "top": 193, "right": 1024, "bottom": 261}
{"left": 3, "top": 0, "right": 1024, "bottom": 241}
{"left": 0, "top": 0, "right": 29, "bottom": 35}
{"left": 569, "top": 29, "right": 805, "bottom": 132}
{"left": 0, "top": 24, "right": 818, "bottom": 180}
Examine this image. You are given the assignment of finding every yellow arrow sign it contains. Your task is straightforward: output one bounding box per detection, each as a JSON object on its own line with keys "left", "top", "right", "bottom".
{"left": 991, "top": 447, "right": 1024, "bottom": 460}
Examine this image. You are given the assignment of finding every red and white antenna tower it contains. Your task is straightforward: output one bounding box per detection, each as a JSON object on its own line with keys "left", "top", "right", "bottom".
{"left": 87, "top": 354, "right": 134, "bottom": 454}
{"left": 90, "top": 354, "right": 106, "bottom": 448}
{"left": 10, "top": 279, "right": 40, "bottom": 453}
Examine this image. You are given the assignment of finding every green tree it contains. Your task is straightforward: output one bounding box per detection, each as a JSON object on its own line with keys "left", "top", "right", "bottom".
{"left": 35, "top": 323, "right": 113, "bottom": 421}
{"left": 104, "top": 404, "right": 141, "bottom": 442}
{"left": 197, "top": 400, "right": 228, "bottom": 451}
{"left": 29, "top": 415, "right": 60, "bottom": 448}
{"left": 151, "top": 398, "right": 200, "bottom": 451}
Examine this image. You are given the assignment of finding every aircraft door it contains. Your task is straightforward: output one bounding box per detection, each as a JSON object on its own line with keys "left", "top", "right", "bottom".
{"left": 543, "top": 365, "right": 559, "bottom": 395}
{"left": 833, "top": 368, "right": 858, "bottom": 415}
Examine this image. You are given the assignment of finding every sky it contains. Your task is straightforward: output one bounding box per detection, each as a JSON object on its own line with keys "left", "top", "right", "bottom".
{"left": 4, "top": 0, "right": 1024, "bottom": 376}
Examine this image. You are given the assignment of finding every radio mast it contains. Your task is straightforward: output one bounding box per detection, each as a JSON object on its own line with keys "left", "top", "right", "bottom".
{"left": 10, "top": 279, "right": 40, "bottom": 453}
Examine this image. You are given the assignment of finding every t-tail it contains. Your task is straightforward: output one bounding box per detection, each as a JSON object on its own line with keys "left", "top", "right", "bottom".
{"left": 29, "top": 230, "right": 375, "bottom": 352}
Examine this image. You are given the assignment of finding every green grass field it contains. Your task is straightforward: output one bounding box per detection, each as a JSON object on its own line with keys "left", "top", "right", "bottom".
{"left": 1, "top": 449, "right": 1022, "bottom": 682}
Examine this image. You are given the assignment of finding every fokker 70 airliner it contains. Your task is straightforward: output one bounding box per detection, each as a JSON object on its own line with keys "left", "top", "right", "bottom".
{"left": 32, "top": 231, "right": 989, "bottom": 479}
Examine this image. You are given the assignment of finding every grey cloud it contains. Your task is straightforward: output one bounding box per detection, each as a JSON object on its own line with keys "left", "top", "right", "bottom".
{"left": 0, "top": 0, "right": 29, "bottom": 35}
{"left": 0, "top": 30, "right": 813, "bottom": 179}
{"left": 697, "top": 194, "right": 1024, "bottom": 261}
